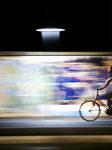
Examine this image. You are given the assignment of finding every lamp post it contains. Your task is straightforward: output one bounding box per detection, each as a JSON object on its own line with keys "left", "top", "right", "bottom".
{"left": 36, "top": 28, "right": 65, "bottom": 50}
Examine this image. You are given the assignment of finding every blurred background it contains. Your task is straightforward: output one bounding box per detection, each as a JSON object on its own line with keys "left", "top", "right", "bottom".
{"left": 0, "top": 55, "right": 111, "bottom": 118}
{"left": 1, "top": 0, "right": 112, "bottom": 149}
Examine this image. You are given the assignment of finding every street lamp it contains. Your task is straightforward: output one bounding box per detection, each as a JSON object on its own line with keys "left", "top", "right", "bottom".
{"left": 36, "top": 28, "right": 65, "bottom": 50}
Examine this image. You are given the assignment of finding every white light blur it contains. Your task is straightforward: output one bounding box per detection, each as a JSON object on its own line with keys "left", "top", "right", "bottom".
{"left": 36, "top": 28, "right": 65, "bottom": 32}
{"left": 41, "top": 31, "right": 60, "bottom": 38}
{"left": 2, "top": 56, "right": 109, "bottom": 63}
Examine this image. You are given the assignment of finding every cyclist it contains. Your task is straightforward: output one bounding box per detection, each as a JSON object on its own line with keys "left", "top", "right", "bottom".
{"left": 96, "top": 66, "right": 112, "bottom": 115}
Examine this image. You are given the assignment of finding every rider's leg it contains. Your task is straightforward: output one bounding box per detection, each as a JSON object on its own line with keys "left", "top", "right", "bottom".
{"left": 105, "top": 89, "right": 112, "bottom": 110}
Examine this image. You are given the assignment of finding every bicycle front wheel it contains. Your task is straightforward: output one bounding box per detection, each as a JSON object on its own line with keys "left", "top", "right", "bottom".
{"left": 79, "top": 100, "right": 101, "bottom": 121}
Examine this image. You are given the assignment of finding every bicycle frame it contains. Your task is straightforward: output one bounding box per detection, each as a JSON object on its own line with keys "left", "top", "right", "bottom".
{"left": 93, "top": 90, "right": 108, "bottom": 110}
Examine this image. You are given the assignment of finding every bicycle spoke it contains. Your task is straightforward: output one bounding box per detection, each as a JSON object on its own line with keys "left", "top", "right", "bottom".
{"left": 79, "top": 100, "right": 100, "bottom": 121}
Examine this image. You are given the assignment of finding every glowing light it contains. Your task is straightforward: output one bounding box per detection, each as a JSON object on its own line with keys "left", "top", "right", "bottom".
{"left": 36, "top": 28, "right": 65, "bottom": 50}
{"left": 36, "top": 28, "right": 65, "bottom": 32}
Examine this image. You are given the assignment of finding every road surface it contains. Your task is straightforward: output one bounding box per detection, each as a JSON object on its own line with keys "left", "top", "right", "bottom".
{"left": 0, "top": 116, "right": 112, "bottom": 136}
{"left": 0, "top": 116, "right": 112, "bottom": 149}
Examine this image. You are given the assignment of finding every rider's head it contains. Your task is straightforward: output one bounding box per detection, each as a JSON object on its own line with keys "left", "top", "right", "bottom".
{"left": 108, "top": 66, "right": 112, "bottom": 73}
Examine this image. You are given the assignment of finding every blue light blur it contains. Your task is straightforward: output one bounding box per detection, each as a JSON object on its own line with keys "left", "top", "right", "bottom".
{"left": 0, "top": 56, "right": 111, "bottom": 117}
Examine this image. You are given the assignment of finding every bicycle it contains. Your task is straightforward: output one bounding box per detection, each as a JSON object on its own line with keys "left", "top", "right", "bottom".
{"left": 79, "top": 89, "right": 109, "bottom": 121}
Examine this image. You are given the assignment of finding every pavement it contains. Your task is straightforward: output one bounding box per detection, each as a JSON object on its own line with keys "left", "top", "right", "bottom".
{"left": 0, "top": 116, "right": 112, "bottom": 122}
{"left": 0, "top": 116, "right": 112, "bottom": 149}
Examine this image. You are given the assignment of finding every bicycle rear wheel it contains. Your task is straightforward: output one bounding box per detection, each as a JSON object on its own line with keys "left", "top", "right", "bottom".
{"left": 79, "top": 100, "right": 101, "bottom": 121}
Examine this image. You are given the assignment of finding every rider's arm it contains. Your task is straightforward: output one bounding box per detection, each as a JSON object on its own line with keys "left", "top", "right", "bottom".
{"left": 98, "top": 77, "right": 112, "bottom": 90}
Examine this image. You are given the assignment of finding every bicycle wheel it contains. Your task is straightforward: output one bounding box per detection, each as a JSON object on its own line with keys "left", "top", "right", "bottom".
{"left": 79, "top": 100, "right": 101, "bottom": 121}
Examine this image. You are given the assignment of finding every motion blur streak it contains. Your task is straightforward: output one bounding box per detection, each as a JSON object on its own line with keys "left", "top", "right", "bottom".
{"left": 0, "top": 135, "right": 112, "bottom": 144}
{"left": 0, "top": 55, "right": 112, "bottom": 118}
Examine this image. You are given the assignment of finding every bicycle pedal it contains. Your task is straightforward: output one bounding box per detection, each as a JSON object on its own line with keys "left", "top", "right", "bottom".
{"left": 105, "top": 109, "right": 112, "bottom": 115}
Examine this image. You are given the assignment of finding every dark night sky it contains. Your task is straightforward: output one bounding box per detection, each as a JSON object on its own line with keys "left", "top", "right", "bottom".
{"left": 0, "top": 1, "right": 112, "bottom": 52}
